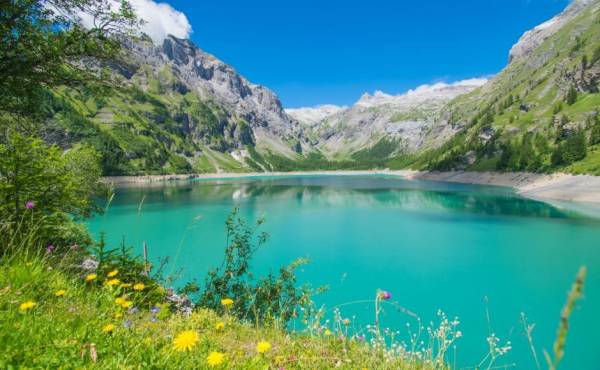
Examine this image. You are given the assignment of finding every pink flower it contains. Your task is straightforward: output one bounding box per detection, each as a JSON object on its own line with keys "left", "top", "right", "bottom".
{"left": 25, "top": 201, "right": 35, "bottom": 209}
{"left": 380, "top": 291, "right": 392, "bottom": 300}
{"left": 46, "top": 244, "right": 55, "bottom": 253}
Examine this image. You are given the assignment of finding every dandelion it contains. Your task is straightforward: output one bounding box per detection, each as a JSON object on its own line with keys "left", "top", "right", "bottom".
{"left": 207, "top": 351, "right": 225, "bottom": 367}
{"left": 121, "top": 300, "right": 133, "bottom": 309}
{"left": 85, "top": 273, "right": 97, "bottom": 282}
{"left": 102, "top": 324, "right": 115, "bottom": 334}
{"left": 120, "top": 283, "right": 132, "bottom": 289}
{"left": 25, "top": 201, "right": 35, "bottom": 209}
{"left": 115, "top": 297, "right": 126, "bottom": 306}
{"left": 256, "top": 340, "right": 271, "bottom": 354}
{"left": 55, "top": 290, "right": 66, "bottom": 297}
{"left": 173, "top": 330, "right": 199, "bottom": 352}
{"left": 324, "top": 329, "right": 332, "bottom": 336}
{"left": 220, "top": 298, "right": 234, "bottom": 307}
{"left": 105, "top": 279, "right": 120, "bottom": 287}
{"left": 215, "top": 321, "right": 225, "bottom": 331}
{"left": 133, "top": 283, "right": 145, "bottom": 291}
{"left": 107, "top": 269, "right": 119, "bottom": 277}
{"left": 19, "top": 300, "right": 36, "bottom": 312}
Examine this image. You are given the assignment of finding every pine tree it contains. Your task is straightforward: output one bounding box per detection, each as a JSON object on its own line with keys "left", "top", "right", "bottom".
{"left": 590, "top": 113, "right": 600, "bottom": 145}
{"left": 565, "top": 85, "right": 578, "bottom": 105}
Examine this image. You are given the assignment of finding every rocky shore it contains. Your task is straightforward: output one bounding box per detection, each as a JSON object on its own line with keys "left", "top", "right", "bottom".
{"left": 103, "top": 170, "right": 600, "bottom": 205}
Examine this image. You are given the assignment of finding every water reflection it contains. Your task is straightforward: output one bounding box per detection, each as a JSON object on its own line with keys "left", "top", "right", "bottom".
{"left": 105, "top": 176, "right": 599, "bottom": 223}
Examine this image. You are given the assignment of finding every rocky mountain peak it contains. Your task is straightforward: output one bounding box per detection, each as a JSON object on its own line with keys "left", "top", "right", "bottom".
{"left": 508, "top": 0, "right": 597, "bottom": 63}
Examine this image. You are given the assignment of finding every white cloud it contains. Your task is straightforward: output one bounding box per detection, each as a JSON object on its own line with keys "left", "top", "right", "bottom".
{"left": 76, "top": 0, "right": 192, "bottom": 44}
{"left": 130, "top": 0, "right": 192, "bottom": 43}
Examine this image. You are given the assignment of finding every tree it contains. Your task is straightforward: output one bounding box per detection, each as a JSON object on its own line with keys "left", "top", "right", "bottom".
{"left": 0, "top": 0, "right": 138, "bottom": 123}
{"left": 562, "top": 129, "right": 587, "bottom": 164}
{"left": 590, "top": 113, "right": 600, "bottom": 146}
{"left": 565, "top": 85, "right": 578, "bottom": 105}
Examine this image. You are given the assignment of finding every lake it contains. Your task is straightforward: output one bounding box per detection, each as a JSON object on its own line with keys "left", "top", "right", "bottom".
{"left": 88, "top": 175, "right": 600, "bottom": 369}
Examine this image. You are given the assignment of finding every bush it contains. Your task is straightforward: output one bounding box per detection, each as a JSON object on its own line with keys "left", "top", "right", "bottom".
{"left": 0, "top": 132, "right": 105, "bottom": 254}
{"left": 198, "top": 208, "right": 318, "bottom": 325}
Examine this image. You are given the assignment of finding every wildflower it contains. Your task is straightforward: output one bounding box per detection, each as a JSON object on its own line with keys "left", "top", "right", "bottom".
{"left": 120, "top": 283, "right": 132, "bottom": 289}
{"left": 55, "top": 289, "right": 66, "bottom": 297}
{"left": 206, "top": 351, "right": 225, "bottom": 367}
{"left": 324, "top": 329, "right": 332, "bottom": 336}
{"left": 150, "top": 306, "right": 161, "bottom": 314}
{"left": 114, "top": 312, "right": 123, "bottom": 318}
{"left": 121, "top": 300, "right": 133, "bottom": 309}
{"left": 85, "top": 273, "right": 97, "bottom": 282}
{"left": 124, "top": 320, "right": 132, "bottom": 329}
{"left": 220, "top": 298, "right": 234, "bottom": 307}
{"left": 379, "top": 291, "right": 392, "bottom": 300}
{"left": 105, "top": 278, "right": 120, "bottom": 287}
{"left": 25, "top": 201, "right": 35, "bottom": 209}
{"left": 342, "top": 318, "right": 351, "bottom": 326}
{"left": 172, "top": 330, "right": 199, "bottom": 352}
{"left": 107, "top": 269, "right": 119, "bottom": 277}
{"left": 19, "top": 300, "right": 36, "bottom": 312}
{"left": 133, "top": 283, "right": 145, "bottom": 291}
{"left": 45, "top": 244, "right": 55, "bottom": 253}
{"left": 128, "top": 306, "right": 139, "bottom": 314}
{"left": 115, "top": 297, "right": 126, "bottom": 306}
{"left": 256, "top": 340, "right": 271, "bottom": 354}
{"left": 215, "top": 321, "right": 225, "bottom": 331}
{"left": 102, "top": 324, "right": 115, "bottom": 334}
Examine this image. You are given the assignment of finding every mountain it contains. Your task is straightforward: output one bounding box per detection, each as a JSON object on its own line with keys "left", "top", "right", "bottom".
{"left": 404, "top": 0, "right": 600, "bottom": 174}
{"left": 44, "top": 0, "right": 600, "bottom": 175}
{"left": 43, "top": 35, "right": 312, "bottom": 175}
{"left": 289, "top": 79, "right": 487, "bottom": 160}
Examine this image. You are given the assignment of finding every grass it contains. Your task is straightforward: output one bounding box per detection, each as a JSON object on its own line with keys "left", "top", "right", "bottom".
{"left": 0, "top": 254, "right": 437, "bottom": 369}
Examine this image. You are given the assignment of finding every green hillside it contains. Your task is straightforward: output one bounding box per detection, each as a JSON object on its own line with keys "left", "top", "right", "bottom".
{"left": 397, "top": 4, "right": 600, "bottom": 174}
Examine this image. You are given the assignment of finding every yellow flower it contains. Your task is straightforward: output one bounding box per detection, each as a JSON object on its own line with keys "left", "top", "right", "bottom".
{"left": 220, "top": 298, "right": 234, "bottom": 307}
{"left": 102, "top": 324, "right": 115, "bottom": 334}
{"left": 215, "top": 321, "right": 225, "bottom": 331}
{"left": 172, "top": 330, "right": 199, "bottom": 352}
{"left": 256, "top": 340, "right": 271, "bottom": 354}
{"left": 105, "top": 278, "right": 120, "bottom": 287}
{"left": 121, "top": 300, "right": 133, "bottom": 308}
{"left": 107, "top": 269, "right": 119, "bottom": 277}
{"left": 85, "top": 273, "right": 97, "bottom": 282}
{"left": 133, "top": 283, "right": 145, "bottom": 291}
{"left": 19, "top": 300, "right": 36, "bottom": 312}
{"left": 115, "top": 297, "right": 126, "bottom": 306}
{"left": 120, "top": 283, "right": 132, "bottom": 289}
{"left": 324, "top": 329, "right": 332, "bottom": 336}
{"left": 114, "top": 312, "right": 123, "bottom": 318}
{"left": 206, "top": 351, "right": 225, "bottom": 367}
{"left": 54, "top": 289, "right": 66, "bottom": 297}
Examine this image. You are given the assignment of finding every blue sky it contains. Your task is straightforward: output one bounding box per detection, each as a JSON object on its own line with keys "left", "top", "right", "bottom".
{"left": 165, "top": 0, "right": 569, "bottom": 108}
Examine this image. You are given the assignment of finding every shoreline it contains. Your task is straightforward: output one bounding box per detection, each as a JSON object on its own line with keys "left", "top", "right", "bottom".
{"left": 102, "top": 170, "right": 600, "bottom": 205}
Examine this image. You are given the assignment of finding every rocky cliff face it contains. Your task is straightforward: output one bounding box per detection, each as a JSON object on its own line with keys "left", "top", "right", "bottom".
{"left": 509, "top": 0, "right": 595, "bottom": 63}
{"left": 119, "top": 35, "right": 308, "bottom": 156}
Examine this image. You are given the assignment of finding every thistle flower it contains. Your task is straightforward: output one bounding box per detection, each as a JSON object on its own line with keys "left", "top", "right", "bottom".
{"left": 55, "top": 290, "right": 66, "bottom": 297}
{"left": 133, "top": 283, "right": 145, "bottom": 291}
{"left": 107, "top": 269, "right": 119, "bottom": 277}
{"left": 102, "top": 324, "right": 115, "bottom": 334}
{"left": 207, "top": 351, "right": 225, "bottom": 367}
{"left": 172, "top": 330, "right": 199, "bottom": 352}
{"left": 19, "top": 300, "right": 36, "bottom": 312}
{"left": 379, "top": 291, "right": 392, "bottom": 300}
{"left": 85, "top": 273, "right": 97, "bottom": 282}
{"left": 25, "top": 201, "right": 35, "bottom": 209}
{"left": 256, "top": 341, "right": 271, "bottom": 354}
{"left": 220, "top": 298, "right": 234, "bottom": 307}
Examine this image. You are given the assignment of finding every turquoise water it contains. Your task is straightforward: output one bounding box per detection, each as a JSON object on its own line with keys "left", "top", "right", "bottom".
{"left": 88, "top": 175, "right": 600, "bottom": 369}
